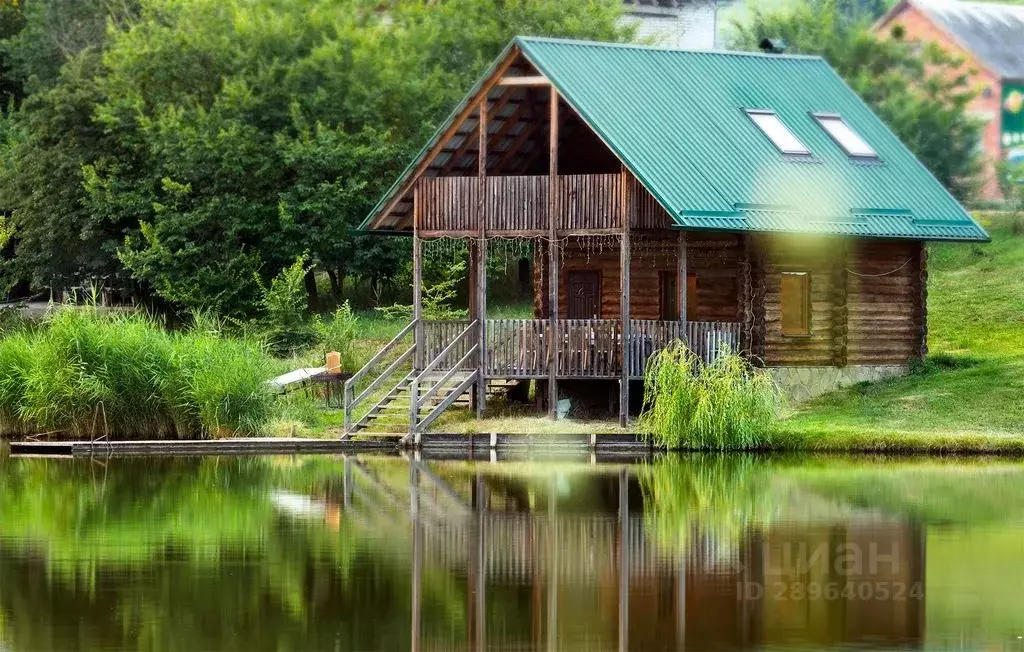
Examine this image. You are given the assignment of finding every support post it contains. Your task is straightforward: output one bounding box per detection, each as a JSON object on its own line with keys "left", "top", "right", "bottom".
{"left": 410, "top": 183, "right": 423, "bottom": 441}
{"left": 476, "top": 100, "right": 488, "bottom": 419}
{"left": 678, "top": 230, "right": 687, "bottom": 336}
{"left": 619, "top": 167, "right": 631, "bottom": 427}
{"left": 547, "top": 87, "right": 560, "bottom": 418}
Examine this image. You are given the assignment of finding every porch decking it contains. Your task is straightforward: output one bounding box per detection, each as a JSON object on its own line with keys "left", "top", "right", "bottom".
{"left": 342, "top": 319, "right": 743, "bottom": 437}
{"left": 425, "top": 319, "right": 742, "bottom": 380}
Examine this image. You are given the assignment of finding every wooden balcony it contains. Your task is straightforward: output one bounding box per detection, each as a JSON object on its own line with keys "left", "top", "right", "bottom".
{"left": 423, "top": 319, "right": 743, "bottom": 380}
{"left": 415, "top": 173, "right": 670, "bottom": 236}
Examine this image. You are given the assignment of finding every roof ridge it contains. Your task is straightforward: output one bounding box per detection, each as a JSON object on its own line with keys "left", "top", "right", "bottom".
{"left": 914, "top": 0, "right": 1024, "bottom": 15}
{"left": 514, "top": 35, "right": 827, "bottom": 62}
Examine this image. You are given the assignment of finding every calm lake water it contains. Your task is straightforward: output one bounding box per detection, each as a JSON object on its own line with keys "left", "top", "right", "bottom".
{"left": 1, "top": 452, "right": 1023, "bottom": 651}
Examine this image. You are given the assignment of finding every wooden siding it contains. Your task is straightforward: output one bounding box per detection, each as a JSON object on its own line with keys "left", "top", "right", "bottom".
{"left": 846, "top": 240, "right": 924, "bottom": 365}
{"left": 628, "top": 176, "right": 674, "bottom": 229}
{"left": 760, "top": 237, "right": 838, "bottom": 366}
{"left": 557, "top": 174, "right": 623, "bottom": 230}
{"left": 533, "top": 233, "right": 742, "bottom": 323}
{"left": 487, "top": 176, "right": 547, "bottom": 231}
{"left": 756, "top": 236, "right": 924, "bottom": 367}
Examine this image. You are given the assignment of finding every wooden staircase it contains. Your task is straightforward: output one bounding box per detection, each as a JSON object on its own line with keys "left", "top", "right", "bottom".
{"left": 343, "top": 320, "right": 483, "bottom": 439}
{"left": 346, "top": 371, "right": 475, "bottom": 434}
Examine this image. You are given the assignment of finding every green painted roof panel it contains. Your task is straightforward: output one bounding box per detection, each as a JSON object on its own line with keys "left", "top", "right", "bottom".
{"left": 515, "top": 37, "right": 988, "bottom": 241}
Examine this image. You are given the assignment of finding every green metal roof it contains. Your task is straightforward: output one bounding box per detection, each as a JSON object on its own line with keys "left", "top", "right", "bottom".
{"left": 363, "top": 37, "right": 988, "bottom": 241}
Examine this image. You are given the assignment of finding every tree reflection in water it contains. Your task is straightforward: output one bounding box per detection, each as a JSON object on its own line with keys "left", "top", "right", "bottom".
{"left": 13, "top": 452, "right": 1022, "bottom": 651}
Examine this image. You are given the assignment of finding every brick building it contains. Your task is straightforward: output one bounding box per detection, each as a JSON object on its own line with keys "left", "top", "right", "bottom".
{"left": 621, "top": 0, "right": 733, "bottom": 49}
{"left": 875, "top": 0, "right": 1024, "bottom": 201}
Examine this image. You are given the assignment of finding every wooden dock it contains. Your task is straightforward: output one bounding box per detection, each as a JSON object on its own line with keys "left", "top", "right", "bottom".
{"left": 7, "top": 433, "right": 652, "bottom": 457}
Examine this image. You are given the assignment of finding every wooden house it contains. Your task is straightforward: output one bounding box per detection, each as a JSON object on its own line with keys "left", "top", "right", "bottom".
{"left": 346, "top": 37, "right": 988, "bottom": 437}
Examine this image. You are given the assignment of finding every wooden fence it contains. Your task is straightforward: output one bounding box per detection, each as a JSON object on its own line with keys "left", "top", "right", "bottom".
{"left": 627, "top": 320, "right": 743, "bottom": 377}
{"left": 484, "top": 319, "right": 548, "bottom": 378}
{"left": 425, "top": 319, "right": 741, "bottom": 379}
{"left": 418, "top": 174, "right": 629, "bottom": 233}
{"left": 423, "top": 320, "right": 475, "bottom": 371}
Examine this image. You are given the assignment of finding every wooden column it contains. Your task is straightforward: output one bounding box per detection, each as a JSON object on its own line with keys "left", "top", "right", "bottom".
{"left": 619, "top": 168, "right": 631, "bottom": 426}
{"left": 476, "top": 100, "right": 488, "bottom": 418}
{"left": 749, "top": 238, "right": 767, "bottom": 364}
{"left": 547, "top": 87, "right": 559, "bottom": 418}
{"left": 739, "top": 235, "right": 752, "bottom": 356}
{"left": 410, "top": 183, "right": 423, "bottom": 440}
{"left": 677, "top": 230, "right": 687, "bottom": 334}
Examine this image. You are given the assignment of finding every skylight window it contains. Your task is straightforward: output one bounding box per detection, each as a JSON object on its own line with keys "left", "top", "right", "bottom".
{"left": 745, "top": 109, "right": 810, "bottom": 156}
{"left": 814, "top": 114, "right": 878, "bottom": 158}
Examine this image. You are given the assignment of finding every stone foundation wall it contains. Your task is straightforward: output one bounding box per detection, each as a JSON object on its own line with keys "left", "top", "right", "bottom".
{"left": 768, "top": 365, "right": 909, "bottom": 403}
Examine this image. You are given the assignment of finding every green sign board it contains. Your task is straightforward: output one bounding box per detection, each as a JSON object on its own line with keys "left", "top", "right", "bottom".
{"left": 1002, "top": 83, "right": 1024, "bottom": 162}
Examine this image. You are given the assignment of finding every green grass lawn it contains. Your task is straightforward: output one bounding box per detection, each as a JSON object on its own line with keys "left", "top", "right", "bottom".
{"left": 776, "top": 212, "right": 1024, "bottom": 449}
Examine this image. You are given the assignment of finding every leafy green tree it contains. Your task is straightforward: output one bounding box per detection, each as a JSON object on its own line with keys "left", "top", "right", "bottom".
{"left": 0, "top": 0, "right": 140, "bottom": 296}
{"left": 729, "top": 0, "right": 982, "bottom": 200}
{"left": 83, "top": 0, "right": 628, "bottom": 315}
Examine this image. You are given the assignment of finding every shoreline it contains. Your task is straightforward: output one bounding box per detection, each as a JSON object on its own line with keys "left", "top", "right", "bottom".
{"left": 6, "top": 428, "right": 1024, "bottom": 457}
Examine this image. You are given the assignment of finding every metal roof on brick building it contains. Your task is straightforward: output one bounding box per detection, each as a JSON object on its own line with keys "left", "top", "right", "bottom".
{"left": 362, "top": 37, "right": 988, "bottom": 242}
{"left": 880, "top": 0, "right": 1024, "bottom": 80}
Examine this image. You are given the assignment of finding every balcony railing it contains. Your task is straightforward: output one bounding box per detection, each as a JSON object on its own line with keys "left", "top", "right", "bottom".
{"left": 423, "top": 319, "right": 742, "bottom": 379}
{"left": 416, "top": 174, "right": 671, "bottom": 233}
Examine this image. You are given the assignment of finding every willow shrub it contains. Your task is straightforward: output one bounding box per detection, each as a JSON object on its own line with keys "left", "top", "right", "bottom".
{"left": 637, "top": 343, "right": 783, "bottom": 450}
{"left": 0, "top": 306, "right": 274, "bottom": 439}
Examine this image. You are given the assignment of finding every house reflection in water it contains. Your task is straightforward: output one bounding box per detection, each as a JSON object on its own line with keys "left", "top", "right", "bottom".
{"left": 354, "top": 458, "right": 927, "bottom": 651}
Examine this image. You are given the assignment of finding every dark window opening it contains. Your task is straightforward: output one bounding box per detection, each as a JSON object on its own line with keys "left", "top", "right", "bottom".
{"left": 659, "top": 272, "right": 698, "bottom": 321}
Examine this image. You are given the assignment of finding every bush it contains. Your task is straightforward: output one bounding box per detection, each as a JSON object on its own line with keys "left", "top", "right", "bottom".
{"left": 637, "top": 343, "right": 783, "bottom": 450}
{"left": 257, "top": 255, "right": 317, "bottom": 356}
{"left": 0, "top": 305, "right": 274, "bottom": 439}
{"left": 313, "top": 302, "right": 359, "bottom": 371}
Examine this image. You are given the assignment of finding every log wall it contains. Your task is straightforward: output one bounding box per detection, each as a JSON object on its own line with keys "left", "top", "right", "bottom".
{"left": 520, "top": 232, "right": 927, "bottom": 369}
{"left": 755, "top": 236, "right": 925, "bottom": 367}
{"left": 846, "top": 240, "right": 925, "bottom": 365}
{"left": 758, "top": 236, "right": 839, "bottom": 366}
{"left": 532, "top": 233, "right": 742, "bottom": 322}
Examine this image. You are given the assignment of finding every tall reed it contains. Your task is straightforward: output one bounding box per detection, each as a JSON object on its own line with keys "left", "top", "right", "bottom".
{"left": 637, "top": 343, "right": 782, "bottom": 450}
{"left": 0, "top": 305, "right": 274, "bottom": 439}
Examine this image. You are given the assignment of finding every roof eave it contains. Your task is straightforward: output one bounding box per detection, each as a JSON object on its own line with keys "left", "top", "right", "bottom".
{"left": 358, "top": 40, "right": 522, "bottom": 232}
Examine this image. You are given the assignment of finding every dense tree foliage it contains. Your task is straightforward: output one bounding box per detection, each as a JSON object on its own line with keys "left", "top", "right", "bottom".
{"left": 0, "top": 0, "right": 627, "bottom": 314}
{"left": 0, "top": 0, "right": 988, "bottom": 317}
{"left": 729, "top": 0, "right": 983, "bottom": 201}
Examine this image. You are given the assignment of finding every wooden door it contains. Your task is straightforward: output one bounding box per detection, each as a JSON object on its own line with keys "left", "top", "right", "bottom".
{"left": 567, "top": 271, "right": 601, "bottom": 319}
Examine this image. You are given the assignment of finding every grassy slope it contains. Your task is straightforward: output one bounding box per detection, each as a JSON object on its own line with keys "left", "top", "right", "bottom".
{"left": 775, "top": 213, "right": 1024, "bottom": 448}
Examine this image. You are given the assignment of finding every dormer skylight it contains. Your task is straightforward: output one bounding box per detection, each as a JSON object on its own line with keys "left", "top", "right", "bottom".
{"left": 814, "top": 113, "right": 878, "bottom": 158}
{"left": 745, "top": 109, "right": 810, "bottom": 156}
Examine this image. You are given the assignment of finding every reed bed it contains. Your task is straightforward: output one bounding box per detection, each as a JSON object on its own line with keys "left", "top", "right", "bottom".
{"left": 0, "top": 306, "right": 274, "bottom": 439}
{"left": 637, "top": 343, "right": 783, "bottom": 450}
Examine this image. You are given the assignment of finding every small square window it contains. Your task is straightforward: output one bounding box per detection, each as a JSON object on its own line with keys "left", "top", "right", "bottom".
{"left": 745, "top": 109, "right": 811, "bottom": 156}
{"left": 814, "top": 114, "right": 878, "bottom": 158}
{"left": 780, "top": 272, "right": 810, "bottom": 336}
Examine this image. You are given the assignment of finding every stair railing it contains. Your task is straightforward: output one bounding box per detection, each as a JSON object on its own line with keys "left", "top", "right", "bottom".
{"left": 343, "top": 320, "right": 417, "bottom": 436}
{"left": 409, "top": 320, "right": 480, "bottom": 439}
